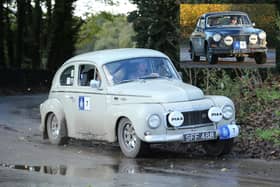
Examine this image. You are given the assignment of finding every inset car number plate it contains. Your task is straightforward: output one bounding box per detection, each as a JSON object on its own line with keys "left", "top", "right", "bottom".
{"left": 233, "top": 41, "right": 247, "bottom": 50}
{"left": 183, "top": 131, "right": 216, "bottom": 142}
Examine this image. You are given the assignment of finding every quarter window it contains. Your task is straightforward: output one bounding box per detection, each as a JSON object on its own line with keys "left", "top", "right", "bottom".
{"left": 199, "top": 18, "right": 205, "bottom": 28}
{"left": 79, "top": 64, "right": 100, "bottom": 86}
{"left": 60, "top": 66, "right": 75, "bottom": 86}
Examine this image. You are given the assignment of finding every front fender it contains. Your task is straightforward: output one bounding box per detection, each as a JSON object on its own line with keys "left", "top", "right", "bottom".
{"left": 107, "top": 104, "right": 166, "bottom": 142}
{"left": 205, "top": 95, "right": 236, "bottom": 126}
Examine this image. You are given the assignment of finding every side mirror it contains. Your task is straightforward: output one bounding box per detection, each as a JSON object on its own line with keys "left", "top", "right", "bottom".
{"left": 90, "top": 80, "right": 101, "bottom": 89}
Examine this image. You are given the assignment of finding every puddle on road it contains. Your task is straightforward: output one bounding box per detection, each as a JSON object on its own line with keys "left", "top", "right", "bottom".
{"left": 1, "top": 160, "right": 280, "bottom": 187}
{"left": 0, "top": 160, "right": 142, "bottom": 179}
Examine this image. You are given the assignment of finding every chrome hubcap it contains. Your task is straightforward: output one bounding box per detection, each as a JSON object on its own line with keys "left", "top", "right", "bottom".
{"left": 50, "top": 115, "right": 59, "bottom": 138}
{"left": 123, "top": 123, "right": 137, "bottom": 150}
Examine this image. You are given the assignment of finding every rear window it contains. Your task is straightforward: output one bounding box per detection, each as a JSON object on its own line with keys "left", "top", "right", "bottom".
{"left": 60, "top": 66, "right": 75, "bottom": 86}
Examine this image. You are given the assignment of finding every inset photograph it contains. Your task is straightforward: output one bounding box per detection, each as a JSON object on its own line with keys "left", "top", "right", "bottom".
{"left": 180, "top": 4, "right": 277, "bottom": 68}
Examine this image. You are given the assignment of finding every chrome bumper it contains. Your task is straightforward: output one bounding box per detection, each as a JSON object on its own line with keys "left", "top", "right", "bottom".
{"left": 143, "top": 124, "right": 239, "bottom": 143}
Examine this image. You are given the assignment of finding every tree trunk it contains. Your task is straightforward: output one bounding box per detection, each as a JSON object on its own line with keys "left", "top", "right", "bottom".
{"left": 31, "top": 0, "right": 41, "bottom": 69}
{"left": 5, "top": 2, "right": 15, "bottom": 68}
{"left": 0, "top": 0, "right": 5, "bottom": 69}
{"left": 47, "top": 0, "right": 77, "bottom": 71}
{"left": 16, "top": 0, "right": 25, "bottom": 69}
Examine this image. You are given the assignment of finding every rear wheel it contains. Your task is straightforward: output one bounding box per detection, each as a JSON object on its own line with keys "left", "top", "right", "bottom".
{"left": 254, "top": 52, "right": 266, "bottom": 64}
{"left": 206, "top": 46, "right": 218, "bottom": 64}
{"left": 203, "top": 138, "right": 234, "bottom": 156}
{"left": 118, "top": 118, "right": 149, "bottom": 158}
{"left": 46, "top": 113, "right": 68, "bottom": 145}
{"left": 236, "top": 56, "right": 245, "bottom": 62}
{"left": 190, "top": 45, "right": 200, "bottom": 62}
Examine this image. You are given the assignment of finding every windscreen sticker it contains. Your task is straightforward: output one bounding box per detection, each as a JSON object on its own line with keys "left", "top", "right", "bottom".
{"left": 79, "top": 96, "right": 91, "bottom": 111}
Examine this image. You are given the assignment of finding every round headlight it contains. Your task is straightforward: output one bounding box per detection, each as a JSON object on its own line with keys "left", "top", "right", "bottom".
{"left": 224, "top": 35, "right": 233, "bottom": 46}
{"left": 148, "top": 114, "right": 161, "bottom": 129}
{"left": 222, "top": 105, "right": 234, "bottom": 120}
{"left": 249, "top": 34, "right": 258, "bottom": 44}
{"left": 258, "top": 31, "right": 266, "bottom": 40}
{"left": 213, "top": 33, "right": 222, "bottom": 42}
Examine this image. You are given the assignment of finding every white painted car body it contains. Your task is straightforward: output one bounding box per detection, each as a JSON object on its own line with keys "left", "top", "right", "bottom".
{"left": 40, "top": 48, "right": 239, "bottom": 156}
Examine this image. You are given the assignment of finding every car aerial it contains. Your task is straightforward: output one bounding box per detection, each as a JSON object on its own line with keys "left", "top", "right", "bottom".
{"left": 40, "top": 48, "right": 239, "bottom": 158}
{"left": 189, "top": 11, "right": 267, "bottom": 64}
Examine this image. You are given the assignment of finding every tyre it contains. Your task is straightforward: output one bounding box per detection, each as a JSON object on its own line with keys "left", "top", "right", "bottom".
{"left": 206, "top": 46, "right": 218, "bottom": 64}
{"left": 46, "top": 113, "right": 68, "bottom": 145}
{"left": 254, "top": 52, "right": 266, "bottom": 64}
{"left": 190, "top": 45, "right": 200, "bottom": 62}
{"left": 236, "top": 56, "right": 245, "bottom": 62}
{"left": 203, "top": 138, "right": 234, "bottom": 156}
{"left": 118, "top": 118, "right": 149, "bottom": 158}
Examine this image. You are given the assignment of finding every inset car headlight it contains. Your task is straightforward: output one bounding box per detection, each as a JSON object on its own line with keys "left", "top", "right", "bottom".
{"left": 224, "top": 35, "right": 233, "bottom": 46}
{"left": 213, "top": 33, "right": 222, "bottom": 42}
{"left": 249, "top": 34, "right": 258, "bottom": 44}
{"left": 258, "top": 31, "right": 266, "bottom": 40}
{"left": 222, "top": 105, "right": 234, "bottom": 120}
{"left": 148, "top": 114, "right": 161, "bottom": 129}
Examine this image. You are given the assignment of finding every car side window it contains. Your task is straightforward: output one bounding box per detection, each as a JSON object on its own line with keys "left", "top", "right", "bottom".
{"left": 199, "top": 18, "right": 205, "bottom": 29}
{"left": 195, "top": 18, "right": 205, "bottom": 31}
{"left": 60, "top": 66, "right": 75, "bottom": 86}
{"left": 79, "top": 64, "right": 100, "bottom": 86}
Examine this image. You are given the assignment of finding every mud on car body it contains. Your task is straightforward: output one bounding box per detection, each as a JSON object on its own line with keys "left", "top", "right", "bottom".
{"left": 189, "top": 11, "right": 267, "bottom": 64}
{"left": 40, "top": 48, "right": 239, "bottom": 158}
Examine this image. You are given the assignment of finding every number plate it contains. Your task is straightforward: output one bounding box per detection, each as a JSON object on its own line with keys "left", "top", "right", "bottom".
{"left": 183, "top": 131, "right": 216, "bottom": 142}
{"left": 233, "top": 41, "right": 247, "bottom": 50}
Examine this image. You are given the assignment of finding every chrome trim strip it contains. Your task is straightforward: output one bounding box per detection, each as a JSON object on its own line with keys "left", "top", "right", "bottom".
{"left": 166, "top": 123, "right": 214, "bottom": 130}
{"left": 51, "top": 90, "right": 151, "bottom": 98}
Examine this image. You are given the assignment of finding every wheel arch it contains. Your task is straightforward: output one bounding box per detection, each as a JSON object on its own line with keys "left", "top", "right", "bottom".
{"left": 115, "top": 116, "right": 128, "bottom": 142}
{"left": 41, "top": 98, "right": 67, "bottom": 139}
{"left": 189, "top": 41, "right": 193, "bottom": 49}
{"left": 204, "top": 40, "right": 208, "bottom": 53}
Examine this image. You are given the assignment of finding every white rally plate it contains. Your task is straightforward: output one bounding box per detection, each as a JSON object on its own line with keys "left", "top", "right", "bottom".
{"left": 183, "top": 131, "right": 216, "bottom": 142}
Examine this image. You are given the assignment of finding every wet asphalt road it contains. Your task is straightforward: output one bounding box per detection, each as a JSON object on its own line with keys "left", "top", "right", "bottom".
{"left": 180, "top": 45, "right": 276, "bottom": 68}
{"left": 0, "top": 94, "right": 280, "bottom": 186}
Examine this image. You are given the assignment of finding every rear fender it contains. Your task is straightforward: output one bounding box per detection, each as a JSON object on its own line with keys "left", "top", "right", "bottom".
{"left": 40, "top": 98, "right": 67, "bottom": 139}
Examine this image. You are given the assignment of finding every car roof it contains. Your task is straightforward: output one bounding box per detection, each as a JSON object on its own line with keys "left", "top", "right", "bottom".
{"left": 64, "top": 48, "right": 168, "bottom": 66}
{"left": 202, "top": 11, "right": 248, "bottom": 18}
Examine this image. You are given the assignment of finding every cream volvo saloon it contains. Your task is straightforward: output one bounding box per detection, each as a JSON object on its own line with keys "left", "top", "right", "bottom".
{"left": 40, "top": 48, "right": 239, "bottom": 158}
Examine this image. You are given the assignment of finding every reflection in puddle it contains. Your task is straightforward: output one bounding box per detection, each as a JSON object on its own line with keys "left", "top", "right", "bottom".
{"left": 1, "top": 163, "right": 68, "bottom": 176}
{"left": 0, "top": 160, "right": 139, "bottom": 179}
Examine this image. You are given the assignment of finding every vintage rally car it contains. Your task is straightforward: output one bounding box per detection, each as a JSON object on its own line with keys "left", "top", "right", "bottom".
{"left": 40, "top": 48, "right": 239, "bottom": 158}
{"left": 189, "top": 11, "right": 267, "bottom": 64}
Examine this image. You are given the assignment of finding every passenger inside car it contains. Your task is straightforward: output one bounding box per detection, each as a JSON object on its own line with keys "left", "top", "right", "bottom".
{"left": 230, "top": 16, "right": 238, "bottom": 25}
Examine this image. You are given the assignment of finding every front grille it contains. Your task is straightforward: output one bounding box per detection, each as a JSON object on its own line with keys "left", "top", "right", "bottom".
{"left": 232, "top": 35, "right": 249, "bottom": 43}
{"left": 166, "top": 110, "right": 212, "bottom": 128}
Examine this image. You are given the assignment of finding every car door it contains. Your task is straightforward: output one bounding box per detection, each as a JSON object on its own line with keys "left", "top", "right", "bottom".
{"left": 191, "top": 17, "right": 206, "bottom": 55}
{"left": 73, "top": 63, "right": 107, "bottom": 141}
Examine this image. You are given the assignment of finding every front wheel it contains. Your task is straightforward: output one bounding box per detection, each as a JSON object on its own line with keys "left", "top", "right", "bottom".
{"left": 46, "top": 113, "right": 68, "bottom": 145}
{"left": 206, "top": 46, "right": 218, "bottom": 64}
{"left": 203, "top": 138, "right": 234, "bottom": 156}
{"left": 254, "top": 52, "right": 266, "bottom": 64}
{"left": 190, "top": 45, "right": 200, "bottom": 62}
{"left": 236, "top": 56, "right": 245, "bottom": 62}
{"left": 118, "top": 118, "right": 149, "bottom": 158}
